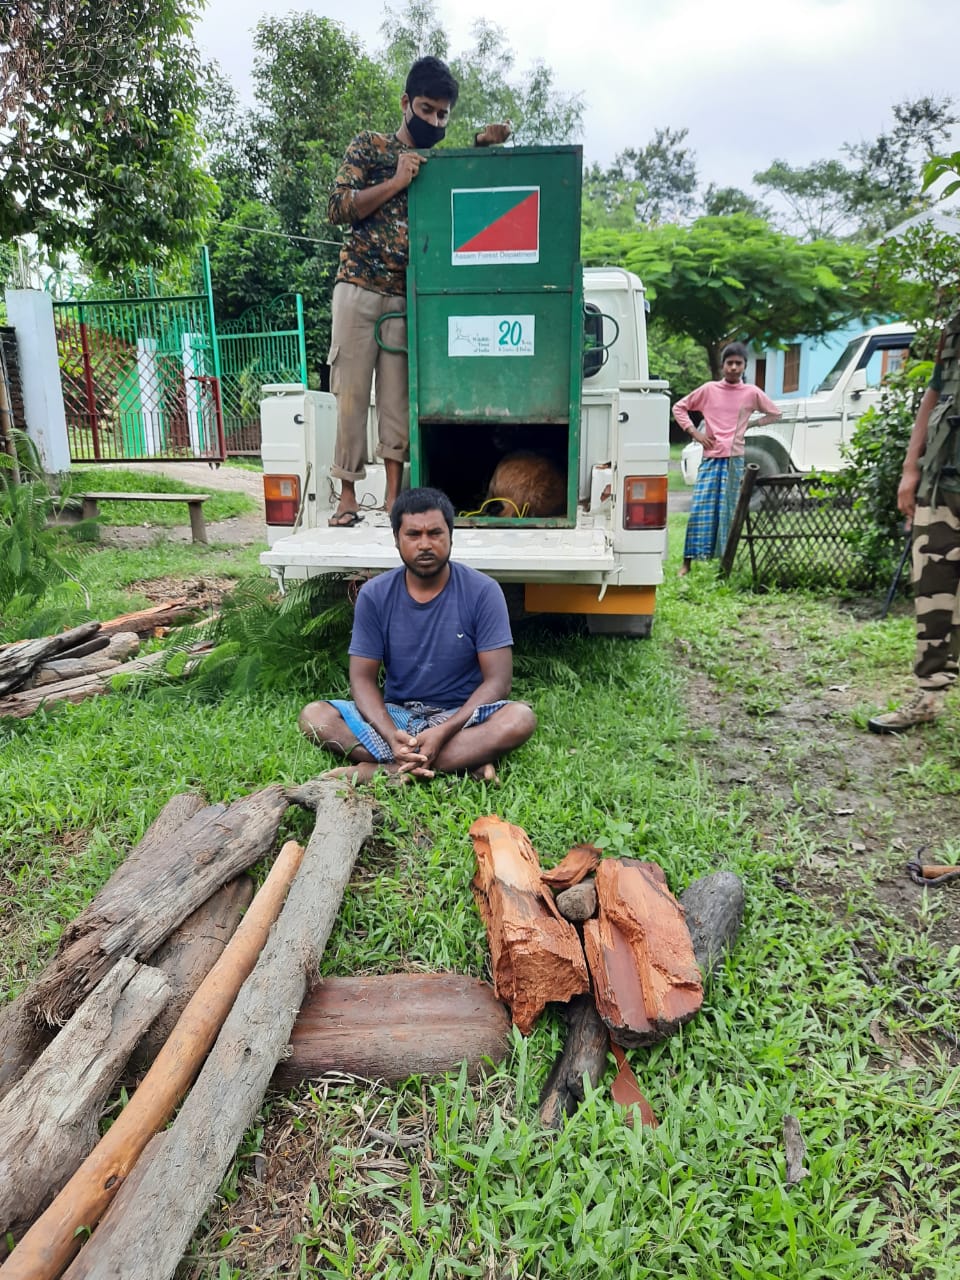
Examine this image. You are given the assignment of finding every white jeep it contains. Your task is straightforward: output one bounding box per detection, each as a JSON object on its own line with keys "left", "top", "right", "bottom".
{"left": 680, "top": 321, "right": 915, "bottom": 484}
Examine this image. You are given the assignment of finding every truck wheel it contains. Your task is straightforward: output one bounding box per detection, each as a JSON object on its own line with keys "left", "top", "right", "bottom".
{"left": 743, "top": 444, "right": 789, "bottom": 510}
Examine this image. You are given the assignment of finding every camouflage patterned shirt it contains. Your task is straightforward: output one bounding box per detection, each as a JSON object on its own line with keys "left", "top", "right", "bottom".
{"left": 328, "top": 131, "right": 414, "bottom": 297}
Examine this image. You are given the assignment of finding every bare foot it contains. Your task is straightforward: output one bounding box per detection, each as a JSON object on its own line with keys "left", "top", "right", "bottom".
{"left": 469, "top": 762, "right": 500, "bottom": 785}
{"left": 321, "top": 762, "right": 418, "bottom": 786}
{"left": 678, "top": 563, "right": 690, "bottom": 578}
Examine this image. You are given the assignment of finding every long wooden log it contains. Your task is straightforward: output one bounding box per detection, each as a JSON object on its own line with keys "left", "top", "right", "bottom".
{"left": 584, "top": 859, "right": 703, "bottom": 1047}
{"left": 126, "top": 876, "right": 255, "bottom": 1078}
{"left": 0, "top": 648, "right": 169, "bottom": 719}
{"left": 0, "top": 959, "right": 170, "bottom": 1255}
{"left": 29, "top": 785, "right": 290, "bottom": 1029}
{"left": 0, "top": 622, "right": 102, "bottom": 696}
{"left": 273, "top": 973, "right": 511, "bottom": 1088}
{"left": 0, "top": 793, "right": 207, "bottom": 1100}
{"left": 0, "top": 787, "right": 288, "bottom": 1104}
{"left": 471, "top": 815, "right": 590, "bottom": 1036}
{"left": 59, "top": 782, "right": 374, "bottom": 1280}
{"left": 98, "top": 601, "right": 194, "bottom": 637}
{"left": 1, "top": 841, "right": 306, "bottom": 1280}
{"left": 31, "top": 633, "right": 140, "bottom": 688}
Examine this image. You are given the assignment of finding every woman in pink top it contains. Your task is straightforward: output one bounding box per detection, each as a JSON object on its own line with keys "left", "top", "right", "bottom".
{"left": 673, "top": 342, "right": 781, "bottom": 576}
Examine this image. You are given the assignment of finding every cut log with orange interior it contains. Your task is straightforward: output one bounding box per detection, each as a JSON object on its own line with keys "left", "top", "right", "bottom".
{"left": 583, "top": 858, "right": 703, "bottom": 1047}
{"left": 470, "top": 815, "right": 590, "bottom": 1035}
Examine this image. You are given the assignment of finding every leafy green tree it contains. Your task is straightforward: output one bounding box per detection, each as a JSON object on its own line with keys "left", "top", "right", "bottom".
{"left": 380, "top": 4, "right": 583, "bottom": 147}
{"left": 870, "top": 218, "right": 960, "bottom": 357}
{"left": 0, "top": 0, "right": 217, "bottom": 271}
{"left": 752, "top": 158, "right": 856, "bottom": 240}
{"left": 833, "top": 362, "right": 933, "bottom": 581}
{"left": 701, "top": 184, "right": 772, "bottom": 221}
{"left": 202, "top": 14, "right": 395, "bottom": 369}
{"left": 755, "top": 96, "right": 957, "bottom": 240}
{"left": 584, "top": 215, "right": 880, "bottom": 376}
{"left": 584, "top": 128, "right": 699, "bottom": 228}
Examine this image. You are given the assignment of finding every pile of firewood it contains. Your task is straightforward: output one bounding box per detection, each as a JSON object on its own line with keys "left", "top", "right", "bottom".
{"left": 0, "top": 603, "right": 200, "bottom": 720}
{"left": 0, "top": 782, "right": 517, "bottom": 1280}
{"left": 470, "top": 815, "right": 744, "bottom": 1128}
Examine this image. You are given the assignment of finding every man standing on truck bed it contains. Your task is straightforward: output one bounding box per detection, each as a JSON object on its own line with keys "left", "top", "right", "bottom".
{"left": 299, "top": 487, "right": 537, "bottom": 782}
{"left": 868, "top": 310, "right": 960, "bottom": 733}
{"left": 326, "top": 57, "right": 510, "bottom": 527}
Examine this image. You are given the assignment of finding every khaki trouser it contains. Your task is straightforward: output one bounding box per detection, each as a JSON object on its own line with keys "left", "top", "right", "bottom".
{"left": 912, "top": 488, "right": 960, "bottom": 690}
{"left": 328, "top": 282, "right": 408, "bottom": 482}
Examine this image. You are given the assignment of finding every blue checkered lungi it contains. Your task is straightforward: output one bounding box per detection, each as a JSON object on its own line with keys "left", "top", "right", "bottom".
{"left": 328, "top": 699, "right": 508, "bottom": 763}
{"left": 683, "top": 455, "right": 745, "bottom": 561}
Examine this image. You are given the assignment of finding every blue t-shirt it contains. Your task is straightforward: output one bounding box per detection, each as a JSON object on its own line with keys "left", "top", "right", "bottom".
{"left": 349, "top": 561, "right": 513, "bottom": 708}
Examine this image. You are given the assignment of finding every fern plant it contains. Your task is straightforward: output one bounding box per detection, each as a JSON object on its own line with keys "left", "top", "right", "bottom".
{"left": 165, "top": 574, "right": 356, "bottom": 700}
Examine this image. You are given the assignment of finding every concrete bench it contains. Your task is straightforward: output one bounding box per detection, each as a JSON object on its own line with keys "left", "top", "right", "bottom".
{"left": 80, "top": 492, "right": 211, "bottom": 544}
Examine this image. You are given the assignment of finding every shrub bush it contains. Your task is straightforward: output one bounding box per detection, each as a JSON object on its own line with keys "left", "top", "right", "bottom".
{"left": 834, "top": 360, "right": 933, "bottom": 581}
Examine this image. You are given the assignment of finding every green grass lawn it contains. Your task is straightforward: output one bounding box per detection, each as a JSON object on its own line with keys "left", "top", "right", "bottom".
{"left": 64, "top": 466, "right": 257, "bottom": 526}
{"left": 1, "top": 515, "right": 958, "bottom": 1278}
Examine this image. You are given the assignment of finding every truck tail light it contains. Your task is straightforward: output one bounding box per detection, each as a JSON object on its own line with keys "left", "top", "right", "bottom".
{"left": 264, "top": 474, "right": 300, "bottom": 526}
{"left": 623, "top": 476, "right": 667, "bottom": 530}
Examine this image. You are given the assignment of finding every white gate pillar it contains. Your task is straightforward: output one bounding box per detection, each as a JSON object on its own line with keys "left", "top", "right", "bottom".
{"left": 4, "top": 288, "right": 72, "bottom": 474}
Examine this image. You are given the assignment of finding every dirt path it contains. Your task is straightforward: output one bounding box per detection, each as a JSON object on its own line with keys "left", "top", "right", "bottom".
{"left": 681, "top": 611, "right": 960, "bottom": 959}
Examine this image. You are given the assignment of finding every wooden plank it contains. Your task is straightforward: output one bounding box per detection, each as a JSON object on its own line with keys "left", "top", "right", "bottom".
{"left": 59, "top": 782, "right": 374, "bottom": 1280}
{"left": 470, "top": 815, "right": 589, "bottom": 1036}
{"left": 583, "top": 859, "right": 703, "bottom": 1048}
{"left": 273, "top": 973, "right": 511, "bottom": 1088}
{"left": 79, "top": 492, "right": 211, "bottom": 502}
{"left": 2, "top": 841, "right": 306, "bottom": 1280}
{"left": 0, "top": 792, "right": 207, "bottom": 1100}
{"left": 0, "top": 649, "right": 170, "bottom": 719}
{"left": 0, "top": 959, "right": 170, "bottom": 1256}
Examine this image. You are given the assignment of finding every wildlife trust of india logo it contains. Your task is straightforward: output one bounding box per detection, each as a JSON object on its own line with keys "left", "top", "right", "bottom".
{"left": 451, "top": 187, "right": 540, "bottom": 265}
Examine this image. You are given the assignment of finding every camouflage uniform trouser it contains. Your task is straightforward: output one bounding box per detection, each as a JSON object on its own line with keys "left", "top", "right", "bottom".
{"left": 912, "top": 488, "right": 960, "bottom": 690}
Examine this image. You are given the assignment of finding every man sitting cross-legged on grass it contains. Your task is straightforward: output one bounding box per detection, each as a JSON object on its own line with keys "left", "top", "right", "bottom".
{"left": 299, "top": 487, "right": 536, "bottom": 783}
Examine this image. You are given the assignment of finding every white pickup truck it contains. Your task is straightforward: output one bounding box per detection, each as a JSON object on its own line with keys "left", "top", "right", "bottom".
{"left": 259, "top": 266, "right": 670, "bottom": 636}
{"left": 680, "top": 321, "right": 915, "bottom": 483}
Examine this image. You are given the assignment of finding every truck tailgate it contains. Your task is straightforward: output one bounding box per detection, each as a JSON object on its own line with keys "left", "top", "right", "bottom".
{"left": 261, "top": 522, "right": 616, "bottom": 581}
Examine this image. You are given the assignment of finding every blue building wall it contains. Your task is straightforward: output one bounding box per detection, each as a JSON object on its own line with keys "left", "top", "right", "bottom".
{"left": 749, "top": 320, "right": 875, "bottom": 399}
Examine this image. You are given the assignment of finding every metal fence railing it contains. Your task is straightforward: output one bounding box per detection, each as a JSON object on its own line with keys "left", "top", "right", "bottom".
{"left": 720, "top": 465, "right": 902, "bottom": 592}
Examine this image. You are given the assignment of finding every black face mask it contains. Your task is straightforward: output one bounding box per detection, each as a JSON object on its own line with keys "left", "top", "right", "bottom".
{"left": 405, "top": 109, "right": 446, "bottom": 149}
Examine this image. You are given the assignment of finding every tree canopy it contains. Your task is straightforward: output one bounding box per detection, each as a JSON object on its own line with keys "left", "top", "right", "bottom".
{"left": 584, "top": 216, "right": 881, "bottom": 376}
{"left": 0, "top": 0, "right": 217, "bottom": 272}
{"left": 755, "top": 96, "right": 958, "bottom": 241}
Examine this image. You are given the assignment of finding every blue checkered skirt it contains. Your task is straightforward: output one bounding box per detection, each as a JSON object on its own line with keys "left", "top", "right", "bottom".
{"left": 683, "top": 455, "right": 745, "bottom": 561}
{"left": 328, "top": 699, "right": 508, "bottom": 763}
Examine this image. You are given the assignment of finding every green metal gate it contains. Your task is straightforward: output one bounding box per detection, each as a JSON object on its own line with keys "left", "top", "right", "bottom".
{"left": 55, "top": 250, "right": 226, "bottom": 464}
{"left": 217, "top": 294, "right": 308, "bottom": 455}
{"left": 55, "top": 253, "right": 308, "bottom": 463}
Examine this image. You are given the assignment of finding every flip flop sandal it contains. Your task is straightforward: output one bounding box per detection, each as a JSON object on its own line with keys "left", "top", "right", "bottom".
{"left": 327, "top": 510, "right": 364, "bottom": 527}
